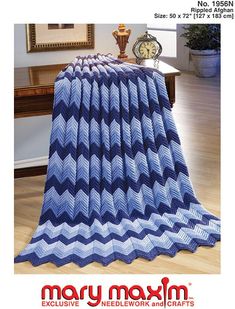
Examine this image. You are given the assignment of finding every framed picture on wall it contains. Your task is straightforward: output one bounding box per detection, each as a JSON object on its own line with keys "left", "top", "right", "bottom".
{"left": 26, "top": 24, "right": 94, "bottom": 52}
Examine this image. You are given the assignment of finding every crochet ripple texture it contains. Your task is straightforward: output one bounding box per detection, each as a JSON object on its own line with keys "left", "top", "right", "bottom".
{"left": 15, "top": 54, "right": 220, "bottom": 267}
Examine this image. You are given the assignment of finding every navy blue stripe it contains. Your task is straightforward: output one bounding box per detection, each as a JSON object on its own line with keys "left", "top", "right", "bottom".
{"left": 55, "top": 62, "right": 155, "bottom": 88}
{"left": 52, "top": 95, "right": 165, "bottom": 128}
{"left": 49, "top": 131, "right": 180, "bottom": 163}
{"left": 45, "top": 165, "right": 185, "bottom": 196}
{"left": 14, "top": 235, "right": 220, "bottom": 267}
{"left": 39, "top": 194, "right": 218, "bottom": 226}
{"left": 30, "top": 217, "right": 218, "bottom": 246}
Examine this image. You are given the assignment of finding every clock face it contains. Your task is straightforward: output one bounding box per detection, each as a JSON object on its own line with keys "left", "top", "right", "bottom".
{"left": 139, "top": 41, "right": 157, "bottom": 59}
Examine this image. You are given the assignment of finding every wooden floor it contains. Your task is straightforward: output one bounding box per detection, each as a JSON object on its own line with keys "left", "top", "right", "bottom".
{"left": 14, "top": 72, "right": 220, "bottom": 274}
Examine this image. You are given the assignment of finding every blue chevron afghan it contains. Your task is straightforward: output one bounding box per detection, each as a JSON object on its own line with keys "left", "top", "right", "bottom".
{"left": 15, "top": 54, "right": 220, "bottom": 267}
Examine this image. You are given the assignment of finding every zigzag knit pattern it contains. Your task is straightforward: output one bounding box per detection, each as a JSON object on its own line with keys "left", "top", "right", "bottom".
{"left": 14, "top": 54, "right": 220, "bottom": 267}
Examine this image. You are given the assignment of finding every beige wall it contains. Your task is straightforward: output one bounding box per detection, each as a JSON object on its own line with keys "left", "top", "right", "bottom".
{"left": 158, "top": 24, "right": 193, "bottom": 71}
{"left": 14, "top": 24, "right": 146, "bottom": 68}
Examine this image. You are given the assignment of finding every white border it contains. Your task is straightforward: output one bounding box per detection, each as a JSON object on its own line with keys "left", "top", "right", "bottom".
{"left": 1, "top": 1, "right": 235, "bottom": 308}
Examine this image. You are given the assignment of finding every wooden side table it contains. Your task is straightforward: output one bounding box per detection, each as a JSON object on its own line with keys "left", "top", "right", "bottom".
{"left": 14, "top": 60, "right": 180, "bottom": 177}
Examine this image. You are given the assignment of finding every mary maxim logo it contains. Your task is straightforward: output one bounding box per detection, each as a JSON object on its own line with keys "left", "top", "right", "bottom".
{"left": 41, "top": 277, "right": 195, "bottom": 308}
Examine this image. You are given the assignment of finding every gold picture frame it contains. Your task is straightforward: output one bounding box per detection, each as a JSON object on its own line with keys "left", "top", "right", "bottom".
{"left": 26, "top": 24, "right": 94, "bottom": 52}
